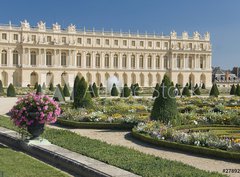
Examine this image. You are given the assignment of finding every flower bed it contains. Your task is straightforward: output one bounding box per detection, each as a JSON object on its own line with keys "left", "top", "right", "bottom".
{"left": 133, "top": 122, "right": 240, "bottom": 160}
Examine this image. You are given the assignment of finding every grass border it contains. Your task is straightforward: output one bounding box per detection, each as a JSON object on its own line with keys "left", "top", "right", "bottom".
{"left": 57, "top": 118, "right": 135, "bottom": 130}
{"left": 132, "top": 129, "right": 240, "bottom": 162}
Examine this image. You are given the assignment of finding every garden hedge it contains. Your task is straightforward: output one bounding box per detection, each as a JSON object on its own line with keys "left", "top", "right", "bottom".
{"left": 132, "top": 129, "right": 240, "bottom": 161}
{"left": 57, "top": 118, "right": 136, "bottom": 130}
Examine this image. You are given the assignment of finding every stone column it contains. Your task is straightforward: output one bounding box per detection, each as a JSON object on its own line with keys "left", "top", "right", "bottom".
{"left": 119, "top": 53, "right": 122, "bottom": 69}
{"left": 92, "top": 52, "right": 96, "bottom": 69}
{"left": 101, "top": 52, "right": 105, "bottom": 69}
{"left": 143, "top": 54, "right": 147, "bottom": 70}
{"left": 136, "top": 53, "right": 139, "bottom": 70}
{"left": 8, "top": 49, "right": 12, "bottom": 66}
{"left": 184, "top": 54, "right": 189, "bottom": 69}
{"left": 127, "top": 53, "right": 131, "bottom": 69}
{"left": 152, "top": 53, "right": 156, "bottom": 70}
{"left": 28, "top": 48, "right": 31, "bottom": 66}
{"left": 43, "top": 49, "right": 46, "bottom": 66}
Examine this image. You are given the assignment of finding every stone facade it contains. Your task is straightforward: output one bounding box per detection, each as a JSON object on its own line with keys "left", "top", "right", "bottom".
{"left": 0, "top": 20, "right": 212, "bottom": 88}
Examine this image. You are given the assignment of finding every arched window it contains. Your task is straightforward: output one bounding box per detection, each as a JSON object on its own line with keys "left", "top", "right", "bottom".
{"left": 61, "top": 52, "right": 67, "bottom": 66}
{"left": 77, "top": 53, "right": 81, "bottom": 67}
{"left": 147, "top": 55, "right": 152, "bottom": 69}
{"left": 1, "top": 50, "right": 7, "bottom": 65}
{"left": 139, "top": 55, "right": 144, "bottom": 68}
{"left": 13, "top": 50, "right": 18, "bottom": 65}
{"left": 164, "top": 56, "right": 168, "bottom": 69}
{"left": 131, "top": 55, "right": 135, "bottom": 68}
{"left": 122, "top": 54, "right": 127, "bottom": 68}
{"left": 113, "top": 54, "right": 118, "bottom": 68}
{"left": 31, "top": 51, "right": 37, "bottom": 66}
{"left": 96, "top": 54, "right": 100, "bottom": 68}
{"left": 46, "top": 51, "right": 52, "bottom": 66}
{"left": 86, "top": 53, "right": 91, "bottom": 67}
{"left": 105, "top": 54, "right": 109, "bottom": 68}
{"left": 156, "top": 55, "right": 160, "bottom": 69}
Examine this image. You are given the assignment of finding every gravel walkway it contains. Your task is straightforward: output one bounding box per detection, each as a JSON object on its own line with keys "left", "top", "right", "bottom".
{"left": 48, "top": 127, "right": 240, "bottom": 177}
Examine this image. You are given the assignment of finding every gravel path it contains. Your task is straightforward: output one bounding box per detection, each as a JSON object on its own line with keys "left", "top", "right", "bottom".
{"left": 48, "top": 127, "right": 239, "bottom": 177}
{"left": 0, "top": 97, "right": 17, "bottom": 115}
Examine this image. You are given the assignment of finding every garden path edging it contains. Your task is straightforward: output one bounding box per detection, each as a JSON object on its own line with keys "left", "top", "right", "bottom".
{"left": 0, "top": 127, "right": 140, "bottom": 177}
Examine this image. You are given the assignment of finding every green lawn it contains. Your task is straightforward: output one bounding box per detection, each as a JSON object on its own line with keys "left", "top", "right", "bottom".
{"left": 0, "top": 147, "right": 69, "bottom": 177}
{"left": 0, "top": 116, "right": 226, "bottom": 177}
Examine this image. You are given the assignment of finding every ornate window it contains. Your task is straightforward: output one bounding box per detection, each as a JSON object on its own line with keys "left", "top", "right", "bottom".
{"left": 77, "top": 53, "right": 81, "bottom": 67}
{"left": 156, "top": 55, "right": 160, "bottom": 69}
{"left": 105, "top": 54, "right": 110, "bottom": 68}
{"left": 122, "top": 54, "right": 127, "bottom": 68}
{"left": 96, "top": 54, "right": 100, "bottom": 68}
{"left": 200, "top": 57, "right": 205, "bottom": 69}
{"left": 131, "top": 55, "right": 135, "bottom": 68}
{"left": 13, "top": 50, "right": 18, "bottom": 65}
{"left": 86, "top": 53, "right": 91, "bottom": 67}
{"left": 147, "top": 55, "right": 152, "bottom": 69}
{"left": 113, "top": 54, "right": 118, "bottom": 68}
{"left": 46, "top": 51, "right": 52, "bottom": 66}
{"left": 61, "top": 52, "right": 67, "bottom": 66}
{"left": 1, "top": 50, "right": 7, "bottom": 65}
{"left": 31, "top": 51, "right": 37, "bottom": 66}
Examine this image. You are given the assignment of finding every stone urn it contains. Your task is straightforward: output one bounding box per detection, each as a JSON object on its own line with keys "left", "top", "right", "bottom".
{"left": 27, "top": 112, "right": 45, "bottom": 139}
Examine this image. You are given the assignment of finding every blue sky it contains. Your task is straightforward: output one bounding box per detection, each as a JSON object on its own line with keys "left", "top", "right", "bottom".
{"left": 0, "top": 0, "right": 239, "bottom": 69}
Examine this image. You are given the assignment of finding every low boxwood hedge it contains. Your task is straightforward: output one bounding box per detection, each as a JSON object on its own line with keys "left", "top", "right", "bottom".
{"left": 57, "top": 118, "right": 136, "bottom": 130}
{"left": 132, "top": 129, "right": 240, "bottom": 162}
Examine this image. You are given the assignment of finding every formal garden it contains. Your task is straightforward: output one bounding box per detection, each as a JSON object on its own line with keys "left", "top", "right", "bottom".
{"left": 0, "top": 75, "right": 240, "bottom": 176}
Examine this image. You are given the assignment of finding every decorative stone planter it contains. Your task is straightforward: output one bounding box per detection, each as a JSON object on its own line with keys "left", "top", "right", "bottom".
{"left": 27, "top": 113, "right": 45, "bottom": 139}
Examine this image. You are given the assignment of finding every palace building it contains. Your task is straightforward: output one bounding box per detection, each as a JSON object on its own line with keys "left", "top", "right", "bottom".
{"left": 0, "top": 20, "right": 212, "bottom": 88}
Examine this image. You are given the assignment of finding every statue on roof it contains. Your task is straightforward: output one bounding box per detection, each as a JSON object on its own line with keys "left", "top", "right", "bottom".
{"left": 53, "top": 22, "right": 61, "bottom": 32}
{"left": 20, "top": 20, "right": 30, "bottom": 30}
{"left": 68, "top": 24, "right": 76, "bottom": 33}
{"left": 37, "top": 21, "right": 46, "bottom": 31}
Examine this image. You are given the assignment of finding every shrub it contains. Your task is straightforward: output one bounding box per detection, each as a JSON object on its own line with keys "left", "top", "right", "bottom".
{"left": 182, "top": 84, "right": 191, "bottom": 97}
{"left": 235, "top": 84, "right": 240, "bottom": 96}
{"left": 34, "top": 82, "right": 38, "bottom": 89}
{"left": 88, "top": 84, "right": 95, "bottom": 98}
{"left": 0, "top": 80, "right": 4, "bottom": 94}
{"left": 150, "top": 75, "right": 178, "bottom": 124}
{"left": 202, "top": 83, "right": 206, "bottom": 89}
{"left": 210, "top": 83, "right": 219, "bottom": 97}
{"left": 193, "top": 84, "right": 201, "bottom": 95}
{"left": 7, "top": 83, "right": 16, "bottom": 97}
{"left": 92, "top": 82, "right": 99, "bottom": 97}
{"left": 36, "top": 84, "right": 42, "bottom": 95}
{"left": 121, "top": 84, "right": 131, "bottom": 97}
{"left": 230, "top": 84, "right": 236, "bottom": 95}
{"left": 63, "top": 83, "right": 70, "bottom": 97}
{"left": 49, "top": 83, "right": 54, "bottom": 91}
{"left": 42, "top": 82, "right": 46, "bottom": 90}
{"left": 111, "top": 83, "right": 119, "bottom": 96}
{"left": 131, "top": 83, "right": 140, "bottom": 96}
{"left": 53, "top": 84, "right": 65, "bottom": 102}
{"left": 175, "top": 83, "right": 181, "bottom": 96}
{"left": 152, "top": 83, "right": 160, "bottom": 98}
{"left": 99, "top": 83, "right": 104, "bottom": 91}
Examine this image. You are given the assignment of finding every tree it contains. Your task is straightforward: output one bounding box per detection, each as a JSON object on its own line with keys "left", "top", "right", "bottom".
{"left": 56, "top": 84, "right": 65, "bottom": 101}
{"left": 34, "top": 82, "right": 38, "bottom": 89}
{"left": 235, "top": 84, "right": 240, "bottom": 96}
{"left": 193, "top": 84, "right": 201, "bottom": 95}
{"left": 182, "top": 84, "right": 191, "bottom": 97}
{"left": 150, "top": 75, "right": 178, "bottom": 124}
{"left": 7, "top": 83, "right": 16, "bottom": 97}
{"left": 63, "top": 83, "right": 70, "bottom": 97}
{"left": 210, "top": 83, "right": 219, "bottom": 97}
{"left": 202, "top": 83, "right": 206, "bottom": 89}
{"left": 230, "top": 84, "right": 236, "bottom": 95}
{"left": 92, "top": 82, "right": 99, "bottom": 97}
{"left": 0, "top": 80, "right": 3, "bottom": 94}
{"left": 152, "top": 83, "right": 160, "bottom": 98}
{"left": 73, "top": 77, "right": 92, "bottom": 108}
{"left": 111, "top": 83, "right": 119, "bottom": 96}
{"left": 121, "top": 84, "right": 131, "bottom": 97}
{"left": 36, "top": 84, "right": 42, "bottom": 95}
{"left": 49, "top": 83, "right": 54, "bottom": 91}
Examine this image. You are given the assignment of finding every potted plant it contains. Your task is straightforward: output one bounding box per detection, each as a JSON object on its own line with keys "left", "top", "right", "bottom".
{"left": 10, "top": 93, "right": 61, "bottom": 139}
